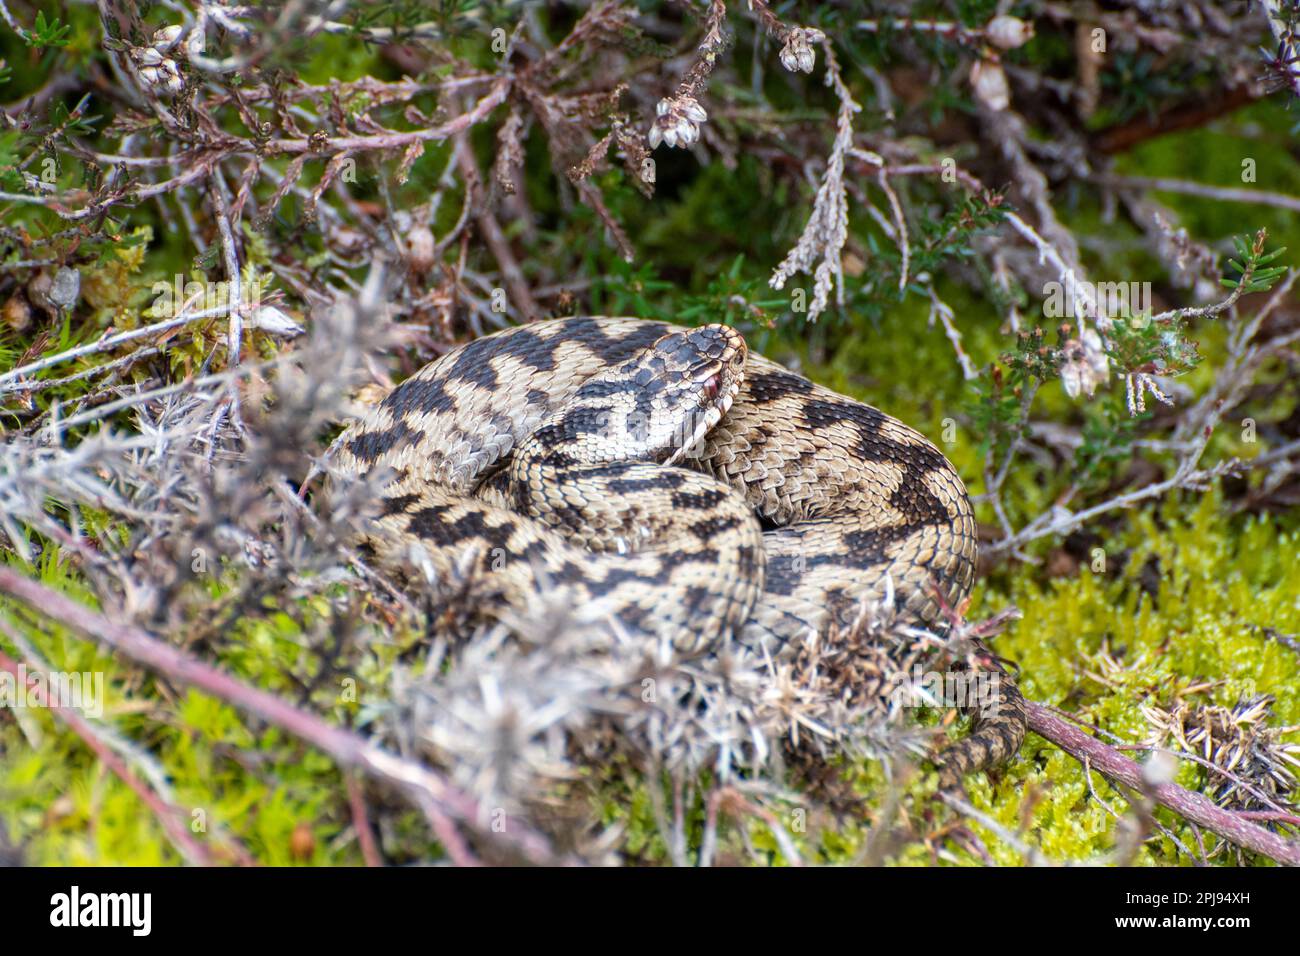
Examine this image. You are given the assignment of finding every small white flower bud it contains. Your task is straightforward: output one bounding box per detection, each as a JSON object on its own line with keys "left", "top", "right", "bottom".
{"left": 986, "top": 15, "right": 1034, "bottom": 51}
{"left": 1059, "top": 327, "right": 1109, "bottom": 398}
{"left": 779, "top": 29, "right": 817, "bottom": 74}
{"left": 152, "top": 25, "right": 184, "bottom": 52}
{"left": 682, "top": 100, "right": 707, "bottom": 124}
{"left": 970, "top": 59, "right": 1010, "bottom": 111}
{"left": 404, "top": 223, "right": 436, "bottom": 274}
{"left": 49, "top": 267, "right": 80, "bottom": 313}
{"left": 248, "top": 305, "right": 304, "bottom": 338}
{"left": 648, "top": 96, "right": 707, "bottom": 150}
{"left": 156, "top": 59, "right": 184, "bottom": 95}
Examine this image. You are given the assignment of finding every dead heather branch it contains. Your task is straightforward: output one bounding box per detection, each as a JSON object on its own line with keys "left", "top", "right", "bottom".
{"left": 1026, "top": 701, "right": 1300, "bottom": 866}
{"left": 0, "top": 564, "right": 571, "bottom": 866}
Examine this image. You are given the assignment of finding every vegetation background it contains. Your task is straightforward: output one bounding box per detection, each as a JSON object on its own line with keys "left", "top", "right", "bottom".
{"left": 0, "top": 0, "right": 1298, "bottom": 866}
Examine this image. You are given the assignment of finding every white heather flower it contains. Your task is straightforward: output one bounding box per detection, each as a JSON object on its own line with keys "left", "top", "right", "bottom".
{"left": 247, "top": 305, "right": 305, "bottom": 338}
{"left": 136, "top": 47, "right": 163, "bottom": 67}
{"left": 156, "top": 59, "right": 184, "bottom": 95}
{"left": 185, "top": 28, "right": 206, "bottom": 61}
{"left": 1060, "top": 327, "right": 1109, "bottom": 398}
{"left": 1061, "top": 345, "right": 1085, "bottom": 398}
{"left": 1081, "top": 327, "right": 1110, "bottom": 385}
{"left": 986, "top": 15, "right": 1034, "bottom": 51}
{"left": 404, "top": 222, "right": 436, "bottom": 274}
{"left": 1060, "top": 360, "right": 1087, "bottom": 399}
{"left": 152, "top": 25, "right": 184, "bottom": 53}
{"left": 970, "top": 59, "right": 1010, "bottom": 111}
{"left": 779, "top": 28, "right": 817, "bottom": 73}
{"left": 138, "top": 56, "right": 183, "bottom": 95}
{"left": 21, "top": 171, "right": 53, "bottom": 193}
{"left": 648, "top": 95, "right": 707, "bottom": 149}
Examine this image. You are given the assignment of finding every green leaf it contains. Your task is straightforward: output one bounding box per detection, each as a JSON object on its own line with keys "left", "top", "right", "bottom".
{"left": 25, "top": 11, "right": 73, "bottom": 49}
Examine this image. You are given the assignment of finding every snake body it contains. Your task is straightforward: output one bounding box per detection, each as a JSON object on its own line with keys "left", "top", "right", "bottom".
{"left": 335, "top": 316, "right": 1025, "bottom": 784}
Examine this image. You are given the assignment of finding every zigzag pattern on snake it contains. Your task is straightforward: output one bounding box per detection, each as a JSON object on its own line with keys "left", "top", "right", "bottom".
{"left": 333, "top": 316, "right": 1026, "bottom": 786}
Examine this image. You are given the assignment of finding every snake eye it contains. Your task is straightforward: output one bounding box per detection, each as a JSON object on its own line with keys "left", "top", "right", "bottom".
{"left": 701, "top": 372, "right": 722, "bottom": 403}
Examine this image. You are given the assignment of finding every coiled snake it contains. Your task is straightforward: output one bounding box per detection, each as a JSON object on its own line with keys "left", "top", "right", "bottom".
{"left": 335, "top": 317, "right": 1025, "bottom": 787}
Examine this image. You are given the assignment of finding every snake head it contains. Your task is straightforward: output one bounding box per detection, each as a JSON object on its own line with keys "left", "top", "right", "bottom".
{"left": 540, "top": 324, "right": 748, "bottom": 468}
{"left": 648, "top": 323, "right": 747, "bottom": 465}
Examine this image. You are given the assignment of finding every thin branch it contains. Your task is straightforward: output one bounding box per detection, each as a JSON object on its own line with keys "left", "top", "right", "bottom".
{"left": 1026, "top": 700, "right": 1300, "bottom": 865}
{"left": 0, "top": 306, "right": 232, "bottom": 394}
{"left": 1095, "top": 174, "right": 1300, "bottom": 215}
{"left": 0, "top": 643, "right": 218, "bottom": 866}
{"left": 210, "top": 180, "right": 244, "bottom": 364}
{"left": 0, "top": 565, "right": 571, "bottom": 866}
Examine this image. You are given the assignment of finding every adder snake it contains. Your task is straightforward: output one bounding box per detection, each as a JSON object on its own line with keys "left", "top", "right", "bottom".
{"left": 334, "top": 316, "right": 1026, "bottom": 785}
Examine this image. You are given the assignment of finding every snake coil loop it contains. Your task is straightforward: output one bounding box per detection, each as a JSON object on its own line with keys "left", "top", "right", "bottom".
{"left": 336, "top": 317, "right": 1026, "bottom": 783}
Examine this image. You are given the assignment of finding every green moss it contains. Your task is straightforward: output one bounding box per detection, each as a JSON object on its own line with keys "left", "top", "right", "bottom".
{"left": 0, "top": 557, "right": 432, "bottom": 865}
{"left": 963, "top": 492, "right": 1300, "bottom": 864}
{"left": 579, "top": 491, "right": 1299, "bottom": 867}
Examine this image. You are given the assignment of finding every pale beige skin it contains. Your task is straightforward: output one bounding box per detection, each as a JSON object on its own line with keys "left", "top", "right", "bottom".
{"left": 334, "top": 317, "right": 1022, "bottom": 784}
{"left": 338, "top": 322, "right": 763, "bottom": 655}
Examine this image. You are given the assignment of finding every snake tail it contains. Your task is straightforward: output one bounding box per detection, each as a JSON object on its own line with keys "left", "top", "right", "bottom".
{"left": 935, "top": 660, "right": 1027, "bottom": 791}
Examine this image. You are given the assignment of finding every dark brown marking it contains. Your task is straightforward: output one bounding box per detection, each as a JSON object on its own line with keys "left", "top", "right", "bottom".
{"left": 348, "top": 418, "right": 421, "bottom": 464}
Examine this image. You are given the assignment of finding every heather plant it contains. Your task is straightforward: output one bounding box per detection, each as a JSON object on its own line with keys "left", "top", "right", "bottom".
{"left": 0, "top": 1, "right": 1297, "bottom": 866}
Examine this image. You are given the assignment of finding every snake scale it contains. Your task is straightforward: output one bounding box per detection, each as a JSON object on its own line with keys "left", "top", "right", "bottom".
{"left": 334, "top": 316, "right": 1026, "bottom": 787}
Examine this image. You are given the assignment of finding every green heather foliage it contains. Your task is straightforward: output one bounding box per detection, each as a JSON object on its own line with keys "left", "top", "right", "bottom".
{"left": 1, "top": 2, "right": 1298, "bottom": 865}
